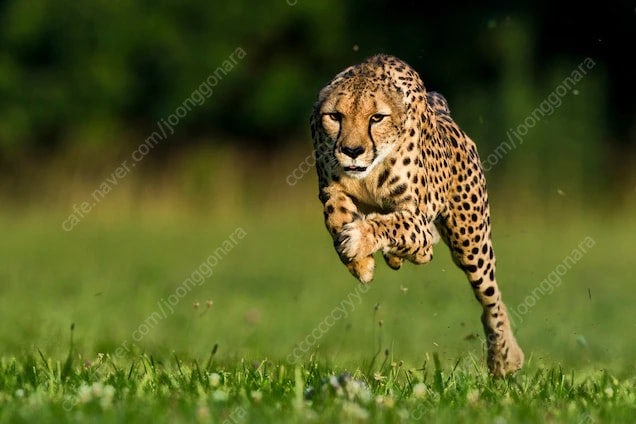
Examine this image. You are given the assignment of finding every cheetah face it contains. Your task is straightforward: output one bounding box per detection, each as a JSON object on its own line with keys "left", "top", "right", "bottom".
{"left": 318, "top": 88, "right": 404, "bottom": 179}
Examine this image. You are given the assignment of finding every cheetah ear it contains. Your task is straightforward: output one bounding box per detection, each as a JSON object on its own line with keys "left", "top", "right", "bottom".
{"left": 320, "top": 66, "right": 356, "bottom": 96}
{"left": 333, "top": 66, "right": 356, "bottom": 81}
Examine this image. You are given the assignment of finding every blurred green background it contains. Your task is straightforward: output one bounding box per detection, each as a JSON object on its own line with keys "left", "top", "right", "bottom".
{"left": 0, "top": 1, "right": 634, "bottom": 374}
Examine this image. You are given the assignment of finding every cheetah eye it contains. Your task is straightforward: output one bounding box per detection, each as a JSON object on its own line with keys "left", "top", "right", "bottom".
{"left": 370, "top": 113, "right": 387, "bottom": 123}
{"left": 324, "top": 112, "right": 342, "bottom": 122}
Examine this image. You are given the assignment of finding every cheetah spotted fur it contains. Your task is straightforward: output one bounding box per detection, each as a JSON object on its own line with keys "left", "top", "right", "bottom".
{"left": 310, "top": 54, "right": 524, "bottom": 377}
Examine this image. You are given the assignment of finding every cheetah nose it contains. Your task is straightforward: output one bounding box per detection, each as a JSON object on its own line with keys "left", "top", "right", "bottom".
{"left": 341, "top": 145, "right": 365, "bottom": 159}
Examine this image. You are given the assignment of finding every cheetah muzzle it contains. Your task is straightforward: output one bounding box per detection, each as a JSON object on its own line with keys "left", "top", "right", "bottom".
{"left": 310, "top": 54, "right": 524, "bottom": 377}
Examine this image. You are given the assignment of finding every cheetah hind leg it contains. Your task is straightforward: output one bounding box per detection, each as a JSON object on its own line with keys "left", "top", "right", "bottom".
{"left": 383, "top": 251, "right": 404, "bottom": 270}
{"left": 482, "top": 303, "right": 524, "bottom": 377}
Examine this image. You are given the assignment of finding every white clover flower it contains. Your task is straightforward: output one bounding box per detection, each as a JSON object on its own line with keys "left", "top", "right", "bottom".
{"left": 101, "top": 385, "right": 115, "bottom": 408}
{"left": 212, "top": 390, "right": 229, "bottom": 402}
{"left": 250, "top": 390, "right": 263, "bottom": 402}
{"left": 493, "top": 417, "right": 507, "bottom": 424}
{"left": 412, "top": 382, "right": 427, "bottom": 399}
{"left": 358, "top": 388, "right": 372, "bottom": 404}
{"left": 91, "top": 382, "right": 104, "bottom": 397}
{"left": 329, "top": 375, "right": 340, "bottom": 388}
{"left": 348, "top": 380, "right": 372, "bottom": 403}
{"left": 209, "top": 372, "right": 221, "bottom": 387}
{"left": 384, "top": 397, "right": 395, "bottom": 408}
{"left": 466, "top": 389, "right": 480, "bottom": 404}
{"left": 99, "top": 396, "right": 112, "bottom": 410}
{"left": 375, "top": 395, "right": 395, "bottom": 408}
{"left": 342, "top": 401, "right": 369, "bottom": 421}
{"left": 78, "top": 384, "right": 92, "bottom": 403}
{"left": 196, "top": 404, "right": 210, "bottom": 421}
{"left": 27, "top": 391, "right": 45, "bottom": 406}
{"left": 103, "top": 385, "right": 115, "bottom": 397}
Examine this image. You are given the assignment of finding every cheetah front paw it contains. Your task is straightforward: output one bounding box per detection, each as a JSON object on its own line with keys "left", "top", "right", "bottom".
{"left": 337, "top": 219, "right": 378, "bottom": 262}
{"left": 336, "top": 220, "right": 378, "bottom": 283}
{"left": 346, "top": 256, "right": 375, "bottom": 284}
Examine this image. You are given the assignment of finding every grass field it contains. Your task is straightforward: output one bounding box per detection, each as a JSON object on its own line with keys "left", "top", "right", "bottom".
{"left": 0, "top": 195, "right": 635, "bottom": 422}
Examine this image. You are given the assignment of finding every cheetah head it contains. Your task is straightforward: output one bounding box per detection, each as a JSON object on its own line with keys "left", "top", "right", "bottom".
{"left": 312, "top": 66, "right": 408, "bottom": 179}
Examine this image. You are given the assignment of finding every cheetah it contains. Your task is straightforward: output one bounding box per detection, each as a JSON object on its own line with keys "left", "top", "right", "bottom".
{"left": 310, "top": 54, "right": 524, "bottom": 377}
